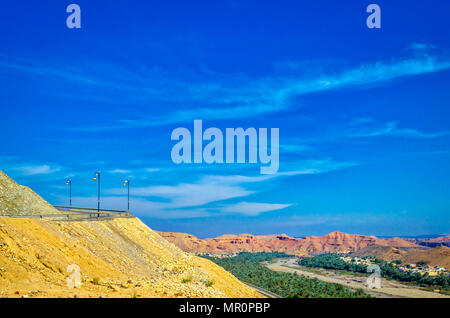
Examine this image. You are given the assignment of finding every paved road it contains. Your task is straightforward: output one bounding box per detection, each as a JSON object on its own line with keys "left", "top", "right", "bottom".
{"left": 241, "top": 281, "right": 283, "bottom": 298}
{"left": 266, "top": 258, "right": 450, "bottom": 298}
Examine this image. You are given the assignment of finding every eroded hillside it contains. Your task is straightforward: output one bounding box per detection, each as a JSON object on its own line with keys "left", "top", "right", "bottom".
{"left": 157, "top": 230, "right": 421, "bottom": 256}
{"left": 403, "top": 246, "right": 450, "bottom": 268}
{"left": 352, "top": 245, "right": 450, "bottom": 268}
{"left": 0, "top": 217, "right": 260, "bottom": 298}
{"left": 0, "top": 170, "right": 63, "bottom": 216}
{"left": 0, "top": 170, "right": 259, "bottom": 298}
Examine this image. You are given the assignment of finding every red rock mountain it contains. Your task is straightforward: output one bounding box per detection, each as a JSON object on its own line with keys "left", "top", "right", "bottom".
{"left": 157, "top": 231, "right": 421, "bottom": 256}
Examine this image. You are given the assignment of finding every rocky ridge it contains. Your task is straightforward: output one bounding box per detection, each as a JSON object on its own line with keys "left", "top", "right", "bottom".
{"left": 157, "top": 230, "right": 422, "bottom": 256}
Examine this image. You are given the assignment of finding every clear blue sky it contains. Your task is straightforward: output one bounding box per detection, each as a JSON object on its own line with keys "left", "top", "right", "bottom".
{"left": 1, "top": 1, "right": 449, "bottom": 237}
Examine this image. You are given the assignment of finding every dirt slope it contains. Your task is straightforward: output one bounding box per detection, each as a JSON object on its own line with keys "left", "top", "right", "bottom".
{"left": 0, "top": 170, "right": 259, "bottom": 298}
{"left": 352, "top": 245, "right": 450, "bottom": 268}
{"left": 403, "top": 246, "right": 450, "bottom": 268}
{"left": 402, "top": 236, "right": 450, "bottom": 248}
{"left": 422, "top": 236, "right": 450, "bottom": 247}
{"left": 425, "top": 236, "right": 450, "bottom": 244}
{"left": 157, "top": 230, "right": 421, "bottom": 256}
{"left": 0, "top": 217, "right": 260, "bottom": 298}
{"left": 351, "top": 245, "right": 409, "bottom": 261}
{"left": 0, "top": 170, "right": 62, "bottom": 216}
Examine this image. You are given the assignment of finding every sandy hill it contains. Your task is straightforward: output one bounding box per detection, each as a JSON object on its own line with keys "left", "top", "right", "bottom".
{"left": 402, "top": 235, "right": 450, "bottom": 248}
{"left": 351, "top": 245, "right": 410, "bottom": 261}
{"left": 403, "top": 246, "right": 450, "bottom": 268}
{"left": 0, "top": 170, "right": 63, "bottom": 216}
{"left": 352, "top": 245, "right": 450, "bottom": 268}
{"left": 377, "top": 237, "right": 423, "bottom": 248}
{"left": 0, "top": 170, "right": 259, "bottom": 298}
{"left": 157, "top": 230, "right": 421, "bottom": 256}
{"left": 426, "top": 236, "right": 450, "bottom": 244}
{"left": 423, "top": 236, "right": 450, "bottom": 247}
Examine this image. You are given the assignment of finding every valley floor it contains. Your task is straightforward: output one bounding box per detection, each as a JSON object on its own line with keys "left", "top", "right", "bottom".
{"left": 266, "top": 258, "right": 450, "bottom": 298}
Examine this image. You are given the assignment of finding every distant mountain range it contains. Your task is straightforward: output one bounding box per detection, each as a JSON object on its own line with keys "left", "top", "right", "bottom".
{"left": 157, "top": 230, "right": 427, "bottom": 256}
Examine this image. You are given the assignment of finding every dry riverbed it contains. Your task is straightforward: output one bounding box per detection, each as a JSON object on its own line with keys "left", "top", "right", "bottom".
{"left": 265, "top": 258, "right": 450, "bottom": 298}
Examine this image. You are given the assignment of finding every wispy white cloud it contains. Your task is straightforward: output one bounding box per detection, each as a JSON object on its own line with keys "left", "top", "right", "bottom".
{"left": 280, "top": 144, "right": 313, "bottom": 153}
{"left": 0, "top": 157, "right": 64, "bottom": 181}
{"left": 0, "top": 55, "right": 153, "bottom": 93}
{"left": 104, "top": 167, "right": 161, "bottom": 178}
{"left": 220, "top": 202, "right": 291, "bottom": 216}
{"left": 144, "top": 168, "right": 161, "bottom": 173}
{"left": 281, "top": 158, "right": 357, "bottom": 175}
{"left": 83, "top": 53, "right": 450, "bottom": 130}
{"left": 13, "top": 164, "right": 61, "bottom": 176}
{"left": 347, "top": 118, "right": 450, "bottom": 139}
{"left": 126, "top": 182, "right": 252, "bottom": 208}
{"left": 410, "top": 42, "right": 437, "bottom": 51}
{"left": 100, "top": 158, "right": 353, "bottom": 218}
{"left": 348, "top": 117, "right": 376, "bottom": 126}
{"left": 1, "top": 49, "right": 449, "bottom": 130}
{"left": 109, "top": 169, "right": 131, "bottom": 174}
{"left": 107, "top": 172, "right": 256, "bottom": 210}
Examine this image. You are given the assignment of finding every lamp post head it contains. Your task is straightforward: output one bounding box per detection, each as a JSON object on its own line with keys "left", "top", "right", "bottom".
{"left": 93, "top": 171, "right": 100, "bottom": 181}
{"left": 66, "top": 179, "right": 71, "bottom": 185}
{"left": 123, "top": 179, "right": 129, "bottom": 187}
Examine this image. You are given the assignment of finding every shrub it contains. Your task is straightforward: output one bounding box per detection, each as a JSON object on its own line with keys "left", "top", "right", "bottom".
{"left": 131, "top": 292, "right": 140, "bottom": 298}
{"left": 181, "top": 276, "right": 193, "bottom": 283}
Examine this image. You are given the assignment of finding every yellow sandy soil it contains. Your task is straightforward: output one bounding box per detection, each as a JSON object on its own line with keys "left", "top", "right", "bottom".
{"left": 0, "top": 216, "right": 260, "bottom": 298}
{"left": 0, "top": 170, "right": 63, "bottom": 216}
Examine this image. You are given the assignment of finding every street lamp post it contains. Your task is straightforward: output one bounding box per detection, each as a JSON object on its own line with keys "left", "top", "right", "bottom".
{"left": 93, "top": 172, "right": 101, "bottom": 216}
{"left": 66, "top": 179, "right": 72, "bottom": 208}
{"left": 123, "top": 179, "right": 130, "bottom": 212}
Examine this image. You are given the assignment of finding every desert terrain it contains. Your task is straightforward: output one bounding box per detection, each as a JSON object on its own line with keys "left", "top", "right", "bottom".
{"left": 0, "top": 170, "right": 260, "bottom": 298}
{"left": 157, "top": 230, "right": 422, "bottom": 256}
{"left": 266, "top": 258, "right": 450, "bottom": 298}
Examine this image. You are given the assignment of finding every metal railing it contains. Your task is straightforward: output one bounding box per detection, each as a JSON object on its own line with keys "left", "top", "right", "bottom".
{"left": 54, "top": 206, "right": 129, "bottom": 214}
{"left": 0, "top": 206, "right": 131, "bottom": 221}
{"left": 53, "top": 206, "right": 131, "bottom": 219}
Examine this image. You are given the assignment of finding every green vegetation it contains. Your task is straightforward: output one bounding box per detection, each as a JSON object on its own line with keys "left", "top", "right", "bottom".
{"left": 203, "top": 279, "right": 215, "bottom": 287}
{"left": 91, "top": 277, "right": 101, "bottom": 285}
{"left": 181, "top": 276, "right": 193, "bottom": 283}
{"left": 299, "top": 253, "right": 450, "bottom": 291}
{"left": 203, "top": 252, "right": 370, "bottom": 298}
{"left": 131, "top": 291, "right": 141, "bottom": 298}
